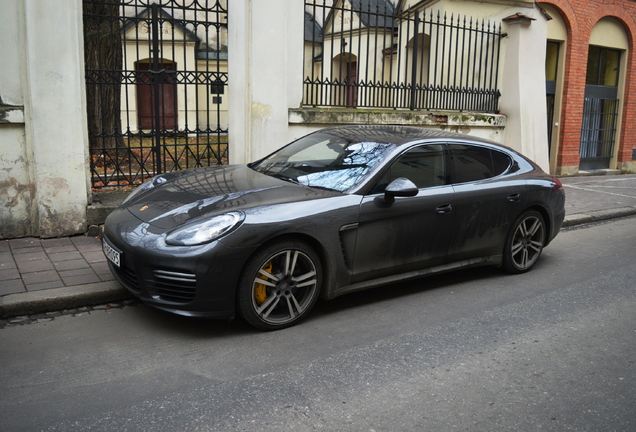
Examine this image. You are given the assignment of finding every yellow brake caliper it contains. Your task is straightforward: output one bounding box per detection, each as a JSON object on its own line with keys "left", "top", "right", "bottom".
{"left": 254, "top": 261, "right": 272, "bottom": 306}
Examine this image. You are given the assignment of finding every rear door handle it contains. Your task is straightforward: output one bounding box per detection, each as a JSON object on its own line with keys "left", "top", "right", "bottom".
{"left": 435, "top": 203, "right": 452, "bottom": 214}
{"left": 507, "top": 193, "right": 521, "bottom": 202}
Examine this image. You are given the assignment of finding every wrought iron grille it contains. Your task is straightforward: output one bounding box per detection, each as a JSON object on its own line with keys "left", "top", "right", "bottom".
{"left": 84, "top": 0, "right": 228, "bottom": 189}
{"left": 303, "top": 1, "right": 503, "bottom": 113}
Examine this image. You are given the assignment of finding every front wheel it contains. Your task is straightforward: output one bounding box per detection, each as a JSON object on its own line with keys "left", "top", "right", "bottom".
{"left": 502, "top": 210, "right": 546, "bottom": 274}
{"left": 237, "top": 240, "right": 322, "bottom": 330}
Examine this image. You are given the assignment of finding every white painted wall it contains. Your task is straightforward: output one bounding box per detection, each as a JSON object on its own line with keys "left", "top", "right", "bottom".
{"left": 0, "top": 0, "right": 90, "bottom": 238}
{"left": 228, "top": 0, "right": 305, "bottom": 163}
{"left": 0, "top": 0, "right": 33, "bottom": 238}
{"left": 499, "top": 13, "right": 550, "bottom": 171}
{"left": 24, "top": 0, "right": 91, "bottom": 237}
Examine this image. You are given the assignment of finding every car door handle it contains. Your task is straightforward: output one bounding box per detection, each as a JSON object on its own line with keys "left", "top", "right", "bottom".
{"left": 507, "top": 193, "right": 521, "bottom": 202}
{"left": 435, "top": 203, "right": 452, "bottom": 214}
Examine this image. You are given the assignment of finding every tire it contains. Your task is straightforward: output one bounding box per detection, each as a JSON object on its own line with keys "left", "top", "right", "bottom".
{"left": 237, "top": 240, "right": 322, "bottom": 330}
{"left": 502, "top": 210, "right": 546, "bottom": 274}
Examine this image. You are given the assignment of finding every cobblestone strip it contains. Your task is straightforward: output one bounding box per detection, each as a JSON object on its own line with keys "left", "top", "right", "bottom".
{"left": 0, "top": 299, "right": 138, "bottom": 329}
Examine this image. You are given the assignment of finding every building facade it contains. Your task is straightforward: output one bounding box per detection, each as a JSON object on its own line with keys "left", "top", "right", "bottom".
{"left": 539, "top": 0, "right": 635, "bottom": 175}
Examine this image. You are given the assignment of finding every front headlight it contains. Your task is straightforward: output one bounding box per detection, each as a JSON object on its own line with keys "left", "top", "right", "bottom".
{"left": 165, "top": 212, "right": 244, "bottom": 246}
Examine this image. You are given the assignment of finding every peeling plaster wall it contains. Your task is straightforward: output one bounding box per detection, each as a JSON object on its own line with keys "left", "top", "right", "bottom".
{"left": 0, "top": 0, "right": 90, "bottom": 239}
{"left": 0, "top": 125, "right": 34, "bottom": 238}
{"left": 287, "top": 108, "right": 506, "bottom": 145}
{"left": 23, "top": 0, "right": 91, "bottom": 237}
{"left": 0, "top": 0, "right": 34, "bottom": 238}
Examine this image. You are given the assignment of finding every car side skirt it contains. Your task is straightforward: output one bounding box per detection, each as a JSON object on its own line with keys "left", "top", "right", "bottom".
{"left": 329, "top": 255, "right": 502, "bottom": 299}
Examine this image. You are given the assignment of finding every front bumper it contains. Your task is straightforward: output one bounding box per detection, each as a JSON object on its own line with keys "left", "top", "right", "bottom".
{"left": 103, "top": 232, "right": 252, "bottom": 319}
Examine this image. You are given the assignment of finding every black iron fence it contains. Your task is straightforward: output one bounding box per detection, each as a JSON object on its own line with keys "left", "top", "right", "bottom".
{"left": 84, "top": 0, "right": 228, "bottom": 189}
{"left": 303, "top": 1, "right": 504, "bottom": 113}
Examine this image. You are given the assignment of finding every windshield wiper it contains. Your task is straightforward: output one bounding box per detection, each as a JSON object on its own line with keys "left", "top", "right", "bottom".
{"left": 305, "top": 185, "right": 338, "bottom": 192}
{"left": 272, "top": 174, "right": 301, "bottom": 185}
{"left": 273, "top": 174, "right": 337, "bottom": 192}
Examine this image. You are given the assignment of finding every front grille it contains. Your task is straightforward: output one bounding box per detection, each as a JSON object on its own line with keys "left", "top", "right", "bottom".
{"left": 111, "top": 261, "right": 141, "bottom": 294}
{"left": 147, "top": 269, "right": 197, "bottom": 304}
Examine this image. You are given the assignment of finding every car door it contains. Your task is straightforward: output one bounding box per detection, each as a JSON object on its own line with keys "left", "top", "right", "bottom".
{"left": 446, "top": 143, "right": 527, "bottom": 262}
{"left": 351, "top": 143, "right": 456, "bottom": 283}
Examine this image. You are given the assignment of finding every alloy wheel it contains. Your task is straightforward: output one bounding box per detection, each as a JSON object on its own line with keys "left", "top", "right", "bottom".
{"left": 239, "top": 241, "right": 321, "bottom": 330}
{"left": 509, "top": 214, "right": 545, "bottom": 271}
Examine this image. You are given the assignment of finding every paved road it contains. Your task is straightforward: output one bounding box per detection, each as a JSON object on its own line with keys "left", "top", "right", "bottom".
{"left": 1, "top": 217, "right": 635, "bottom": 431}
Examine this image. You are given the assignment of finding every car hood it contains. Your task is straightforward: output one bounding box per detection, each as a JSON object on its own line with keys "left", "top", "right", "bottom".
{"left": 122, "top": 164, "right": 342, "bottom": 229}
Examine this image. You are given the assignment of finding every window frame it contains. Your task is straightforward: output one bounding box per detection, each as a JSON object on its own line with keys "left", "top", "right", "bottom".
{"left": 366, "top": 142, "right": 451, "bottom": 195}
{"left": 448, "top": 142, "right": 513, "bottom": 185}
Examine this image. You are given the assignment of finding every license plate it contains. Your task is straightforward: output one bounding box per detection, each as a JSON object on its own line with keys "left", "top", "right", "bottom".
{"left": 102, "top": 240, "right": 121, "bottom": 267}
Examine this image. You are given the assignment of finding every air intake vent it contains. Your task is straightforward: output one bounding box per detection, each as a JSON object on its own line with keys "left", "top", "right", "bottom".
{"left": 147, "top": 269, "right": 197, "bottom": 304}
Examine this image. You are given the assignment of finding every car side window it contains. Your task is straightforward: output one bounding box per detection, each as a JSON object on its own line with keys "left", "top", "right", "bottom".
{"left": 370, "top": 144, "right": 446, "bottom": 194}
{"left": 491, "top": 149, "right": 513, "bottom": 175}
{"left": 450, "top": 144, "right": 512, "bottom": 184}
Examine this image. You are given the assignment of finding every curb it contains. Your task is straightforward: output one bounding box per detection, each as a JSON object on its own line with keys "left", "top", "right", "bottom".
{"left": 562, "top": 206, "right": 636, "bottom": 228}
{"left": 0, "top": 281, "right": 131, "bottom": 319}
{"left": 2, "top": 207, "right": 636, "bottom": 320}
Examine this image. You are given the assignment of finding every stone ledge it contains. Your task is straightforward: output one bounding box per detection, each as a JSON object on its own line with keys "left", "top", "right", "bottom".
{"left": 87, "top": 191, "right": 128, "bottom": 226}
{"left": 289, "top": 107, "right": 506, "bottom": 128}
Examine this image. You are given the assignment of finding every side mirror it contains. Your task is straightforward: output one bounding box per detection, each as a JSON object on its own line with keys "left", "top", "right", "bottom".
{"left": 384, "top": 177, "right": 418, "bottom": 203}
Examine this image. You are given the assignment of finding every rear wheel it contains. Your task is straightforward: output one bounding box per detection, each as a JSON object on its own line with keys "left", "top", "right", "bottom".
{"left": 502, "top": 210, "right": 546, "bottom": 274}
{"left": 237, "top": 240, "right": 321, "bottom": 330}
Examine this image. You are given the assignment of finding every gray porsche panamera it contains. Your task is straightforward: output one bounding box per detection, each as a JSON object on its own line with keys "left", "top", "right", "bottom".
{"left": 102, "top": 125, "right": 565, "bottom": 330}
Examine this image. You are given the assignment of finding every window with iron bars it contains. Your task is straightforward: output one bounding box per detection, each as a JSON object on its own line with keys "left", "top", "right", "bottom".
{"left": 303, "top": 0, "right": 504, "bottom": 113}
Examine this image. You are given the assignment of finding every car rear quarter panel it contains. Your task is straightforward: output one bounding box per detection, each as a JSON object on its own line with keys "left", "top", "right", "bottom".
{"left": 524, "top": 176, "right": 566, "bottom": 243}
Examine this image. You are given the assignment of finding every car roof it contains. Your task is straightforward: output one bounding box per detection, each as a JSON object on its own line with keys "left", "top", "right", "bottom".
{"left": 319, "top": 124, "right": 494, "bottom": 147}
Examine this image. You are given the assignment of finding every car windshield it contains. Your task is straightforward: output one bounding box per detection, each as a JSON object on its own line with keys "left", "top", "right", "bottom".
{"left": 250, "top": 131, "right": 396, "bottom": 192}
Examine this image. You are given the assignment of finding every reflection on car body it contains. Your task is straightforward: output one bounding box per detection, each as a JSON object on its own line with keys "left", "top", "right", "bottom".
{"left": 103, "top": 125, "right": 565, "bottom": 330}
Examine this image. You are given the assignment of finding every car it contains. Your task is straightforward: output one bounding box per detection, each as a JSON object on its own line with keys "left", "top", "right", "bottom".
{"left": 102, "top": 125, "right": 565, "bottom": 330}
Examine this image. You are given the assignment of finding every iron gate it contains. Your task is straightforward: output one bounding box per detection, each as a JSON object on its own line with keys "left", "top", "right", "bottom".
{"left": 84, "top": 0, "right": 228, "bottom": 189}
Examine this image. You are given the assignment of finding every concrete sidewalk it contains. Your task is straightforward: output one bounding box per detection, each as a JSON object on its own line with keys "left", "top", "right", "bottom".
{"left": 2, "top": 174, "right": 636, "bottom": 320}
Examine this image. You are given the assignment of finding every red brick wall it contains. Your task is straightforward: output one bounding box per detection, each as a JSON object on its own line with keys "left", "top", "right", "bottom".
{"left": 539, "top": 0, "right": 636, "bottom": 170}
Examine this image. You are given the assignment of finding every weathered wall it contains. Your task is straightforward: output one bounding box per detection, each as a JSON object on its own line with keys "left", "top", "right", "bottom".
{"left": 0, "top": 0, "right": 33, "bottom": 238}
{"left": 0, "top": 0, "right": 91, "bottom": 239}
{"left": 287, "top": 108, "right": 506, "bottom": 146}
{"left": 0, "top": 124, "right": 33, "bottom": 238}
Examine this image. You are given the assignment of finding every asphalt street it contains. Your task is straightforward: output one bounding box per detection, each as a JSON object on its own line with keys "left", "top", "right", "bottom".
{"left": 1, "top": 215, "right": 635, "bottom": 431}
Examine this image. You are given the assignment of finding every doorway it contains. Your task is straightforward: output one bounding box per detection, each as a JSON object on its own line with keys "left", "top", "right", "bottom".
{"left": 136, "top": 61, "right": 178, "bottom": 130}
{"left": 545, "top": 41, "right": 560, "bottom": 156}
{"left": 579, "top": 46, "right": 621, "bottom": 170}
